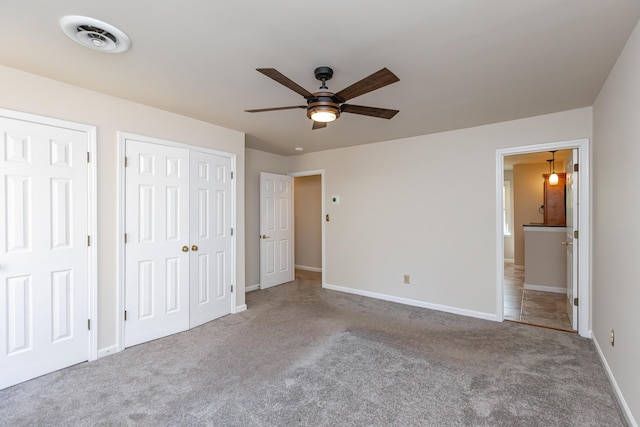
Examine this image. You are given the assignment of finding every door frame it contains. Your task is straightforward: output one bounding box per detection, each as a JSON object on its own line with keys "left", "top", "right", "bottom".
{"left": 495, "top": 138, "right": 590, "bottom": 337}
{"left": 117, "top": 132, "right": 237, "bottom": 352}
{"left": 289, "top": 169, "right": 326, "bottom": 285}
{"left": 0, "top": 107, "right": 98, "bottom": 361}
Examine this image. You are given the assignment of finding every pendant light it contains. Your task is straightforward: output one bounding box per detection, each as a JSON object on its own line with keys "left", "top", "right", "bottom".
{"left": 549, "top": 150, "right": 559, "bottom": 185}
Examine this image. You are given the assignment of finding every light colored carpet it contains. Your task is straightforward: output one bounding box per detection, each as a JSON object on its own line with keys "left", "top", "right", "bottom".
{"left": 0, "top": 271, "right": 625, "bottom": 426}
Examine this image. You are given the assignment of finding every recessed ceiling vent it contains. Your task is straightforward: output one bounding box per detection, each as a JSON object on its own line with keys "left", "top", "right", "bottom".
{"left": 60, "top": 16, "right": 131, "bottom": 53}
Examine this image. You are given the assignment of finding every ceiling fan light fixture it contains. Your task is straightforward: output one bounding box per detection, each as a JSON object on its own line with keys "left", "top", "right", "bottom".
{"left": 310, "top": 109, "right": 337, "bottom": 123}
{"left": 307, "top": 103, "right": 340, "bottom": 123}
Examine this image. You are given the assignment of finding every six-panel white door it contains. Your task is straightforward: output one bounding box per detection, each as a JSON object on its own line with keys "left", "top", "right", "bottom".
{"left": 189, "top": 151, "right": 232, "bottom": 328}
{"left": 565, "top": 149, "right": 579, "bottom": 330}
{"left": 124, "top": 140, "right": 190, "bottom": 347}
{"left": 0, "top": 117, "right": 89, "bottom": 389}
{"left": 260, "top": 172, "right": 294, "bottom": 289}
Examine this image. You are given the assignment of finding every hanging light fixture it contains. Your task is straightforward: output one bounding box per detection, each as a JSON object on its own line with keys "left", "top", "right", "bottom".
{"left": 549, "top": 150, "right": 559, "bottom": 185}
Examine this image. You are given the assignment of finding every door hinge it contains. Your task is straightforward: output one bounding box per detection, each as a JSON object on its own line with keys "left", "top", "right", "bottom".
{"left": 574, "top": 163, "right": 579, "bottom": 172}
{"left": 87, "top": 152, "right": 90, "bottom": 163}
{"left": 231, "top": 171, "right": 234, "bottom": 179}
{"left": 231, "top": 285, "right": 234, "bottom": 293}
{"left": 88, "top": 319, "right": 91, "bottom": 330}
{"left": 124, "top": 233, "right": 128, "bottom": 244}
{"left": 87, "top": 235, "right": 91, "bottom": 246}
{"left": 124, "top": 157, "right": 128, "bottom": 167}
{"left": 574, "top": 297, "right": 579, "bottom": 307}
{"left": 574, "top": 230, "right": 579, "bottom": 239}
{"left": 124, "top": 310, "right": 127, "bottom": 321}
{"left": 230, "top": 228, "right": 234, "bottom": 236}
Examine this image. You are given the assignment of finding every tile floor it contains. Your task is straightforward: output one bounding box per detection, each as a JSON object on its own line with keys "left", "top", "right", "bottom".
{"left": 504, "top": 261, "right": 574, "bottom": 331}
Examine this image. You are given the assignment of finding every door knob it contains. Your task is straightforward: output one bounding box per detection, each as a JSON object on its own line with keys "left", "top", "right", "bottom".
{"left": 561, "top": 241, "right": 573, "bottom": 246}
{"left": 191, "top": 245, "right": 199, "bottom": 251}
{"left": 182, "top": 246, "right": 189, "bottom": 252}
{"left": 260, "top": 234, "right": 271, "bottom": 239}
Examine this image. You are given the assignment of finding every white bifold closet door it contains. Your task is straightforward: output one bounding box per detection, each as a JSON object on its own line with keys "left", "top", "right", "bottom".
{"left": 124, "top": 139, "right": 232, "bottom": 348}
{"left": 0, "top": 117, "right": 89, "bottom": 389}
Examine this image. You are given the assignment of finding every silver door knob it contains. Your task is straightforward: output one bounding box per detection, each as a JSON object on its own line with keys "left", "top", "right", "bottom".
{"left": 561, "top": 241, "right": 573, "bottom": 246}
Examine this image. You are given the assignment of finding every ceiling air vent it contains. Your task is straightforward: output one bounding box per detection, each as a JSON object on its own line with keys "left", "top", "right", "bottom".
{"left": 59, "top": 16, "right": 131, "bottom": 53}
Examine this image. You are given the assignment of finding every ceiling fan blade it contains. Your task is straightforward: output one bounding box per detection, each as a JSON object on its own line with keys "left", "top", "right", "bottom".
{"left": 312, "top": 121, "right": 327, "bottom": 130}
{"left": 256, "top": 68, "right": 315, "bottom": 99}
{"left": 341, "top": 104, "right": 399, "bottom": 119}
{"left": 245, "top": 106, "right": 306, "bottom": 113}
{"left": 334, "top": 68, "right": 400, "bottom": 102}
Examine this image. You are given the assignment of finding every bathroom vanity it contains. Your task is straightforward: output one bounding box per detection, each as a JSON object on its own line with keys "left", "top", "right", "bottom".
{"left": 523, "top": 225, "right": 567, "bottom": 293}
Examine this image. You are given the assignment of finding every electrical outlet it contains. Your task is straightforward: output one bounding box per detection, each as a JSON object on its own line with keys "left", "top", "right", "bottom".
{"left": 610, "top": 329, "right": 615, "bottom": 347}
{"left": 403, "top": 274, "right": 410, "bottom": 285}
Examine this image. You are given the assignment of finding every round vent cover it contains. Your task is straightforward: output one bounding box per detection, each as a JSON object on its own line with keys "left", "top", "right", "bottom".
{"left": 60, "top": 16, "right": 131, "bottom": 53}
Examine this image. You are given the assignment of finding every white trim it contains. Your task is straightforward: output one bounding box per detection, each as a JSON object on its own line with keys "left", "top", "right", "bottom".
{"left": 289, "top": 170, "right": 326, "bottom": 287}
{"left": 117, "top": 132, "right": 238, "bottom": 351}
{"left": 496, "top": 139, "right": 590, "bottom": 338}
{"left": 0, "top": 108, "right": 99, "bottom": 362}
{"left": 245, "top": 284, "right": 260, "bottom": 293}
{"left": 323, "top": 283, "right": 497, "bottom": 322}
{"left": 295, "top": 265, "right": 322, "bottom": 272}
{"left": 97, "top": 345, "right": 119, "bottom": 359}
{"left": 235, "top": 304, "right": 247, "bottom": 313}
{"left": 524, "top": 284, "right": 566, "bottom": 294}
{"left": 592, "top": 334, "right": 638, "bottom": 427}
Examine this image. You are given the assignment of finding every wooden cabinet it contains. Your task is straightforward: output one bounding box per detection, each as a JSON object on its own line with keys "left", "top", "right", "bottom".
{"left": 542, "top": 173, "right": 566, "bottom": 225}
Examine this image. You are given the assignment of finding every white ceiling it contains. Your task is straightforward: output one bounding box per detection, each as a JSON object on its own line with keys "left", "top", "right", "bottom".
{"left": 1, "top": 1, "right": 639, "bottom": 156}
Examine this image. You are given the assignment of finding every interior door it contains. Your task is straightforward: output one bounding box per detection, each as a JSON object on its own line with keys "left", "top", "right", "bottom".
{"left": 0, "top": 117, "right": 89, "bottom": 389}
{"left": 260, "top": 172, "right": 294, "bottom": 289}
{"left": 189, "top": 151, "right": 232, "bottom": 328}
{"left": 565, "top": 149, "right": 578, "bottom": 330}
{"left": 124, "top": 139, "right": 190, "bottom": 347}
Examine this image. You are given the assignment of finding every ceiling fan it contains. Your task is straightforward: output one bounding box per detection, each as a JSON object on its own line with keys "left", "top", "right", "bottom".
{"left": 245, "top": 66, "right": 400, "bottom": 130}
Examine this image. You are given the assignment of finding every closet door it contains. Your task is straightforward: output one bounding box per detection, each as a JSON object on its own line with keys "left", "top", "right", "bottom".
{"left": 0, "top": 116, "right": 89, "bottom": 389}
{"left": 189, "top": 151, "right": 233, "bottom": 328}
{"left": 124, "top": 140, "right": 190, "bottom": 347}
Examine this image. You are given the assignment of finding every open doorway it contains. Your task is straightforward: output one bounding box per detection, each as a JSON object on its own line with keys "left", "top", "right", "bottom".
{"left": 291, "top": 170, "right": 325, "bottom": 286}
{"left": 496, "top": 140, "right": 590, "bottom": 338}
{"left": 503, "top": 149, "right": 573, "bottom": 331}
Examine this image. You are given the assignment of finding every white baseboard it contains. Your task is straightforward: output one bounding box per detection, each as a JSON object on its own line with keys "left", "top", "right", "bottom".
{"left": 235, "top": 304, "right": 247, "bottom": 313}
{"left": 97, "top": 344, "right": 120, "bottom": 359}
{"left": 592, "top": 333, "right": 638, "bottom": 427}
{"left": 323, "top": 283, "right": 497, "bottom": 322}
{"left": 524, "top": 283, "right": 566, "bottom": 294}
{"left": 245, "top": 284, "right": 260, "bottom": 292}
{"left": 295, "top": 265, "right": 322, "bottom": 272}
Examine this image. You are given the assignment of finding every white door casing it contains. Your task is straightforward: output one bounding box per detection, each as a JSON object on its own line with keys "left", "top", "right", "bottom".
{"left": 189, "top": 151, "right": 232, "bottom": 328}
{"left": 124, "top": 140, "right": 190, "bottom": 347}
{"left": 260, "top": 172, "right": 294, "bottom": 289}
{"left": 565, "top": 149, "right": 579, "bottom": 330}
{"left": 496, "top": 139, "right": 590, "bottom": 338}
{"left": 0, "top": 116, "right": 92, "bottom": 389}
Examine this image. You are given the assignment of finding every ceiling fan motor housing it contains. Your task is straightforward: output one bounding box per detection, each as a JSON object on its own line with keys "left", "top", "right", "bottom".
{"left": 306, "top": 92, "right": 341, "bottom": 120}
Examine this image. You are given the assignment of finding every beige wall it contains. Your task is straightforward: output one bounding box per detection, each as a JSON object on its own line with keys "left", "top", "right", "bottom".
{"left": 294, "top": 175, "right": 322, "bottom": 270}
{"left": 593, "top": 18, "right": 640, "bottom": 424}
{"left": 0, "top": 65, "right": 246, "bottom": 353}
{"left": 512, "top": 163, "right": 547, "bottom": 266}
{"left": 277, "top": 107, "right": 592, "bottom": 317}
{"left": 244, "top": 148, "right": 289, "bottom": 287}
